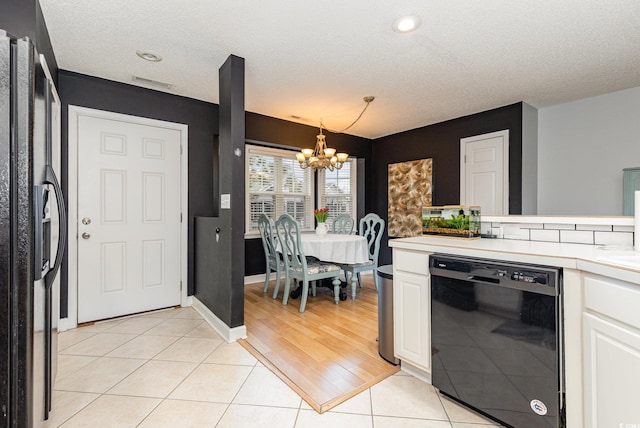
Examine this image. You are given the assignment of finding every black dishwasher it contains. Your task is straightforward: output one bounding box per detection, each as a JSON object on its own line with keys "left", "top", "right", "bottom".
{"left": 429, "top": 254, "right": 564, "bottom": 428}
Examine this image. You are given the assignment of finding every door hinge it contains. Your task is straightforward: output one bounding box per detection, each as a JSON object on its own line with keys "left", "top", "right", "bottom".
{"left": 464, "top": 154, "right": 467, "bottom": 163}
{"left": 180, "top": 280, "right": 182, "bottom": 291}
{"left": 180, "top": 212, "right": 183, "bottom": 222}
{"left": 180, "top": 144, "right": 183, "bottom": 155}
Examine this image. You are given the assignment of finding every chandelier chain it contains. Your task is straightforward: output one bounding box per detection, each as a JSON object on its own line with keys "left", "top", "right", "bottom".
{"left": 321, "top": 96, "right": 375, "bottom": 134}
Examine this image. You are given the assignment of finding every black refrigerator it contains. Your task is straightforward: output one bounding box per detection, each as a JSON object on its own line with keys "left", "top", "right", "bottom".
{"left": 1, "top": 31, "right": 66, "bottom": 427}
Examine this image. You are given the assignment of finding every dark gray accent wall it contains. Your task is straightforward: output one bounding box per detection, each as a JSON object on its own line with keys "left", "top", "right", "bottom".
{"left": 0, "top": 0, "right": 58, "bottom": 82}
{"left": 194, "top": 55, "right": 245, "bottom": 328}
{"left": 372, "top": 103, "right": 524, "bottom": 266}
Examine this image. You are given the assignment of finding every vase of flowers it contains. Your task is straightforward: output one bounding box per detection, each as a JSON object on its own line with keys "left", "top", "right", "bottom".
{"left": 314, "top": 207, "right": 329, "bottom": 236}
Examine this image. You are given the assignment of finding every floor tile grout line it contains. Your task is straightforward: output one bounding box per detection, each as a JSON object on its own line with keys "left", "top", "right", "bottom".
{"left": 51, "top": 391, "right": 101, "bottom": 428}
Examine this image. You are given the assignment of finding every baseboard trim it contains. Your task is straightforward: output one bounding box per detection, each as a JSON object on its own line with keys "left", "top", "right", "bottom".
{"left": 400, "top": 360, "right": 432, "bottom": 384}
{"left": 191, "top": 297, "right": 247, "bottom": 343}
{"left": 58, "top": 317, "right": 75, "bottom": 332}
{"left": 244, "top": 273, "right": 267, "bottom": 285}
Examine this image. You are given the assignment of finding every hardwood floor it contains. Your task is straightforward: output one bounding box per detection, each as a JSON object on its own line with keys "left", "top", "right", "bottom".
{"left": 239, "top": 275, "right": 399, "bottom": 413}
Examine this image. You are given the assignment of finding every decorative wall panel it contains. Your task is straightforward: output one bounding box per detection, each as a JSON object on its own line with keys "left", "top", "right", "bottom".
{"left": 388, "top": 158, "right": 432, "bottom": 237}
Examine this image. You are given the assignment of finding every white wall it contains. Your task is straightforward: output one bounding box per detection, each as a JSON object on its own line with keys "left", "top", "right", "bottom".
{"left": 521, "top": 102, "right": 538, "bottom": 214}
{"left": 538, "top": 85, "right": 640, "bottom": 215}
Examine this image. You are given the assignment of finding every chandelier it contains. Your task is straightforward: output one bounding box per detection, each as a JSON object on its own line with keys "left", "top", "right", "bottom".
{"left": 296, "top": 96, "right": 375, "bottom": 171}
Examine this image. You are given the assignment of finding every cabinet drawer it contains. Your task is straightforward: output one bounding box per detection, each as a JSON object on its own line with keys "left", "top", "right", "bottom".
{"left": 393, "top": 249, "right": 430, "bottom": 275}
{"left": 584, "top": 273, "right": 640, "bottom": 329}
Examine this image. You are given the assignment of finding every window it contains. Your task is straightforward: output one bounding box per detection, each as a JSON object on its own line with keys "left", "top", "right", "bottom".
{"left": 318, "top": 160, "right": 357, "bottom": 226}
{"left": 246, "top": 145, "right": 314, "bottom": 234}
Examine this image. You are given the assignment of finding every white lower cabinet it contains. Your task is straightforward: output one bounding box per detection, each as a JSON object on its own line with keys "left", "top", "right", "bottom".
{"left": 394, "top": 271, "right": 430, "bottom": 371}
{"left": 582, "top": 273, "right": 640, "bottom": 428}
{"left": 393, "top": 249, "right": 431, "bottom": 377}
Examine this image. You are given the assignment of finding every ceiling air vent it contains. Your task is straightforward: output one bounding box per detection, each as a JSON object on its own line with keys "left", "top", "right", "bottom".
{"left": 132, "top": 75, "right": 172, "bottom": 89}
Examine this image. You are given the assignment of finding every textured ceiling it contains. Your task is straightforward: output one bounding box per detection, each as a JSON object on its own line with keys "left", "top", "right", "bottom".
{"left": 39, "top": 0, "right": 640, "bottom": 138}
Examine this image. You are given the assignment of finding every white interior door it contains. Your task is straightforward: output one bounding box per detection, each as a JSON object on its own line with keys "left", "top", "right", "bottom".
{"left": 460, "top": 130, "right": 509, "bottom": 215}
{"left": 77, "top": 115, "right": 182, "bottom": 323}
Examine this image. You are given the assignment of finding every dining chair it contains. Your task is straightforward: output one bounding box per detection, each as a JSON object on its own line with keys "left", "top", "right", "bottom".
{"left": 258, "top": 214, "right": 284, "bottom": 299}
{"left": 275, "top": 213, "right": 343, "bottom": 313}
{"left": 331, "top": 213, "right": 355, "bottom": 234}
{"left": 339, "top": 213, "right": 385, "bottom": 299}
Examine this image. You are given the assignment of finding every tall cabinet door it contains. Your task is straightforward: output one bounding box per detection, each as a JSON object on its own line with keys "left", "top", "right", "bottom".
{"left": 583, "top": 313, "right": 640, "bottom": 427}
{"left": 394, "top": 270, "right": 431, "bottom": 372}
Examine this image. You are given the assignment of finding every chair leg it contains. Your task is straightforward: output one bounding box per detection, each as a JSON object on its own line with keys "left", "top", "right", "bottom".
{"left": 272, "top": 267, "right": 281, "bottom": 299}
{"left": 262, "top": 268, "right": 270, "bottom": 293}
{"left": 332, "top": 277, "right": 341, "bottom": 304}
{"left": 357, "top": 272, "right": 363, "bottom": 288}
{"left": 299, "top": 280, "right": 310, "bottom": 313}
{"left": 311, "top": 281, "right": 317, "bottom": 296}
{"left": 282, "top": 273, "right": 291, "bottom": 305}
{"left": 350, "top": 272, "right": 358, "bottom": 300}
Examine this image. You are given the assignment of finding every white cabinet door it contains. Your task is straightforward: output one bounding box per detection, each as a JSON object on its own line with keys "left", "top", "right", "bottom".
{"left": 583, "top": 313, "right": 640, "bottom": 428}
{"left": 393, "top": 270, "right": 431, "bottom": 372}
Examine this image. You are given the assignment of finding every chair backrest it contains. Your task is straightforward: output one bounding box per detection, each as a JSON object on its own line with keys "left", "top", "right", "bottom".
{"left": 275, "top": 213, "right": 307, "bottom": 273}
{"left": 258, "top": 215, "right": 278, "bottom": 267}
{"left": 331, "top": 214, "right": 355, "bottom": 234}
{"left": 359, "top": 213, "right": 385, "bottom": 263}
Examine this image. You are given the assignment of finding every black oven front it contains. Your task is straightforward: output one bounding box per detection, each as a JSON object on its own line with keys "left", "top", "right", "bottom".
{"left": 429, "top": 253, "right": 565, "bottom": 428}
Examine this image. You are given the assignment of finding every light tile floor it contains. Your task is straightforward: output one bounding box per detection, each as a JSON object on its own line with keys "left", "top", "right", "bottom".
{"left": 49, "top": 307, "right": 502, "bottom": 427}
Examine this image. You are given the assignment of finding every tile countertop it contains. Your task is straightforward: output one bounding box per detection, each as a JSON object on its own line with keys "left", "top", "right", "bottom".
{"left": 388, "top": 236, "right": 640, "bottom": 285}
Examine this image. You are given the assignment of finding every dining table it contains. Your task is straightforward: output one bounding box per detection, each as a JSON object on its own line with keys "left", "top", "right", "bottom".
{"left": 280, "top": 232, "right": 368, "bottom": 301}
{"left": 299, "top": 233, "right": 369, "bottom": 265}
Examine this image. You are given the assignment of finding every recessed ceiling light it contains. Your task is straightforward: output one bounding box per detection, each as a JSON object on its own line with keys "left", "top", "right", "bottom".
{"left": 392, "top": 15, "right": 421, "bottom": 33}
{"left": 136, "top": 50, "right": 162, "bottom": 62}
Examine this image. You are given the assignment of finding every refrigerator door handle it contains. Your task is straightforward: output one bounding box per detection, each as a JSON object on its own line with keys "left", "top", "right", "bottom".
{"left": 42, "top": 164, "right": 66, "bottom": 418}
{"left": 43, "top": 164, "right": 66, "bottom": 290}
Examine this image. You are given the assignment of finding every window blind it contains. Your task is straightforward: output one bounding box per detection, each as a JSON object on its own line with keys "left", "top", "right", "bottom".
{"left": 246, "top": 145, "right": 314, "bottom": 234}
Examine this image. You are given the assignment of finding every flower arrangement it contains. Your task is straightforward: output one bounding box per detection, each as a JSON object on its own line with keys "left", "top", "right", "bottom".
{"left": 314, "top": 207, "right": 329, "bottom": 223}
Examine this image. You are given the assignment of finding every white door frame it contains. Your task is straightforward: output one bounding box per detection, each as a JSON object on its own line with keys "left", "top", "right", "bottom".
{"left": 459, "top": 130, "right": 509, "bottom": 215}
{"left": 62, "top": 106, "right": 189, "bottom": 330}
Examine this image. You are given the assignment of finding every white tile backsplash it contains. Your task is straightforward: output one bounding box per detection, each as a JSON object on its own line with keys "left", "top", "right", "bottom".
{"left": 543, "top": 223, "right": 576, "bottom": 230}
{"left": 576, "top": 224, "right": 613, "bottom": 232}
{"left": 530, "top": 229, "right": 560, "bottom": 242}
{"left": 526, "top": 223, "right": 544, "bottom": 229}
{"left": 613, "top": 225, "right": 635, "bottom": 232}
{"left": 484, "top": 218, "right": 634, "bottom": 247}
{"left": 560, "top": 230, "right": 595, "bottom": 245}
{"left": 594, "top": 231, "right": 634, "bottom": 247}
{"left": 480, "top": 222, "right": 493, "bottom": 235}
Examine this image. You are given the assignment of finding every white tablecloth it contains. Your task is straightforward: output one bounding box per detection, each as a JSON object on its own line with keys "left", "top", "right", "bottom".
{"left": 300, "top": 233, "right": 369, "bottom": 264}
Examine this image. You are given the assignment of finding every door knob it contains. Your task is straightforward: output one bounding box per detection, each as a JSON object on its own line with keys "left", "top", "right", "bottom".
{"left": 82, "top": 217, "right": 91, "bottom": 225}
{"left": 82, "top": 232, "right": 91, "bottom": 239}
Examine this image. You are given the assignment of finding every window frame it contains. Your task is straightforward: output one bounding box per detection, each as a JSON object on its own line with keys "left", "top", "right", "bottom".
{"left": 245, "top": 144, "right": 315, "bottom": 237}
{"left": 317, "top": 159, "right": 358, "bottom": 230}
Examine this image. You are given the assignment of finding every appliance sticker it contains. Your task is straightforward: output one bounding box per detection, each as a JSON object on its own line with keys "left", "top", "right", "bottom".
{"left": 530, "top": 399, "right": 548, "bottom": 416}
